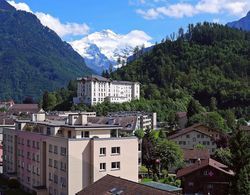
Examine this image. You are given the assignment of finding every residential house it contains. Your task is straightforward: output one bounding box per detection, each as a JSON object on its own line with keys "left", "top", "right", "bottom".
{"left": 177, "top": 158, "right": 234, "bottom": 195}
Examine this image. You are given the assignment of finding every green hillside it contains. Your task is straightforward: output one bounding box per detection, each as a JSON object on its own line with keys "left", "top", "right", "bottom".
{"left": 0, "top": 0, "right": 92, "bottom": 102}
{"left": 112, "top": 23, "right": 250, "bottom": 115}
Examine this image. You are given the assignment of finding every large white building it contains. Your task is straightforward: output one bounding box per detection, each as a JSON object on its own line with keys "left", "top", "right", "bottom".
{"left": 74, "top": 75, "right": 140, "bottom": 105}
{"left": 3, "top": 112, "right": 138, "bottom": 195}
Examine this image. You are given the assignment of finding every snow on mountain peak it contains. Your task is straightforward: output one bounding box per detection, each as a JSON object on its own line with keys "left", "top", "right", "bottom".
{"left": 69, "top": 29, "right": 152, "bottom": 73}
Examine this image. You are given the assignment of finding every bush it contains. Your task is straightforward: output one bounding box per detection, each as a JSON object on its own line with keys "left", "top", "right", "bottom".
{"left": 153, "top": 174, "right": 159, "bottom": 182}
{"left": 8, "top": 178, "right": 20, "bottom": 189}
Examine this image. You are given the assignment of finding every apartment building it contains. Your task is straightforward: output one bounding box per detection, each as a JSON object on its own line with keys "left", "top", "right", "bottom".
{"left": 168, "top": 124, "right": 219, "bottom": 154}
{"left": 3, "top": 112, "right": 138, "bottom": 195}
{"left": 107, "top": 111, "right": 157, "bottom": 131}
{"left": 74, "top": 75, "right": 140, "bottom": 105}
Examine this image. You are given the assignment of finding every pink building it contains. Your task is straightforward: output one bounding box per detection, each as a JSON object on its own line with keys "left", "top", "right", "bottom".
{"left": 3, "top": 112, "right": 139, "bottom": 195}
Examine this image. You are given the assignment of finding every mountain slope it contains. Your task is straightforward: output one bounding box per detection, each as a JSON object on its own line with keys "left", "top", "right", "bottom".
{"left": 227, "top": 11, "right": 250, "bottom": 31}
{"left": 112, "top": 23, "right": 250, "bottom": 111}
{"left": 69, "top": 30, "right": 152, "bottom": 74}
{"left": 0, "top": 0, "right": 92, "bottom": 101}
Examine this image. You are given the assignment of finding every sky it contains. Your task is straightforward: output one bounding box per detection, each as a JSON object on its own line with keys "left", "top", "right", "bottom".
{"left": 8, "top": 0, "right": 250, "bottom": 43}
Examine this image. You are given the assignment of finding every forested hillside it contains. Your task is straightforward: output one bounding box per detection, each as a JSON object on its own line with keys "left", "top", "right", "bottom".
{"left": 112, "top": 23, "right": 250, "bottom": 117}
{"left": 0, "top": 0, "right": 92, "bottom": 102}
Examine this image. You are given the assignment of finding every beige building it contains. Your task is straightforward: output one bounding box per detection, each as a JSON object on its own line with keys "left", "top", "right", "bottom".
{"left": 3, "top": 112, "right": 138, "bottom": 195}
{"left": 168, "top": 124, "right": 220, "bottom": 154}
{"left": 74, "top": 75, "right": 140, "bottom": 105}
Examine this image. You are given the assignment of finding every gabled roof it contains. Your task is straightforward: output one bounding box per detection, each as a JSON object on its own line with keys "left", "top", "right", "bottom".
{"left": 168, "top": 124, "right": 213, "bottom": 140}
{"left": 183, "top": 148, "right": 210, "bottom": 161}
{"left": 76, "top": 174, "right": 175, "bottom": 195}
{"left": 177, "top": 158, "right": 234, "bottom": 178}
{"left": 168, "top": 123, "right": 223, "bottom": 140}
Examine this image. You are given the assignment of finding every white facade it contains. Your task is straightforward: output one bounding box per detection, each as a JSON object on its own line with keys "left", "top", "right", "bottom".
{"left": 75, "top": 75, "right": 140, "bottom": 105}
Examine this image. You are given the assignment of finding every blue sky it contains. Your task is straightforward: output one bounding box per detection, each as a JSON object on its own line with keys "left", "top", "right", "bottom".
{"left": 9, "top": 0, "right": 250, "bottom": 42}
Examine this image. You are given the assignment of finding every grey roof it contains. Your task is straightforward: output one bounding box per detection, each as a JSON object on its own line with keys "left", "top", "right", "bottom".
{"left": 143, "top": 181, "right": 182, "bottom": 192}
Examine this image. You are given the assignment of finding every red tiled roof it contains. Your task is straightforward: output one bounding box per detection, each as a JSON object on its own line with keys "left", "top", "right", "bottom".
{"left": 183, "top": 148, "right": 210, "bottom": 161}
{"left": 177, "top": 158, "right": 234, "bottom": 178}
{"left": 77, "top": 175, "right": 175, "bottom": 195}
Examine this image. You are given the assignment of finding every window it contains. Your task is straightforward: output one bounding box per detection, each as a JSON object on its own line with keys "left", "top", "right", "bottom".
{"left": 61, "top": 147, "right": 66, "bottom": 156}
{"left": 204, "top": 170, "right": 208, "bottom": 176}
{"left": 186, "top": 134, "right": 190, "bottom": 138}
{"left": 111, "top": 162, "right": 120, "bottom": 170}
{"left": 36, "top": 142, "right": 40, "bottom": 149}
{"left": 54, "top": 174, "right": 58, "bottom": 184}
{"left": 49, "top": 159, "right": 53, "bottom": 167}
{"left": 32, "top": 141, "right": 35, "bottom": 148}
{"left": 111, "top": 147, "right": 120, "bottom": 155}
{"left": 27, "top": 152, "right": 30, "bottom": 159}
{"left": 54, "top": 160, "right": 58, "bottom": 169}
{"left": 27, "top": 139, "right": 30, "bottom": 147}
{"left": 49, "top": 173, "right": 53, "bottom": 181}
{"left": 100, "top": 163, "right": 106, "bottom": 171}
{"left": 47, "top": 127, "right": 51, "bottom": 135}
{"left": 49, "top": 144, "right": 53, "bottom": 153}
{"left": 201, "top": 134, "right": 204, "bottom": 138}
{"left": 100, "top": 148, "right": 106, "bottom": 156}
{"left": 60, "top": 162, "right": 66, "bottom": 171}
{"left": 188, "top": 182, "right": 194, "bottom": 186}
{"left": 60, "top": 177, "right": 66, "bottom": 187}
{"left": 84, "top": 131, "right": 89, "bottom": 138}
{"left": 54, "top": 146, "right": 58, "bottom": 154}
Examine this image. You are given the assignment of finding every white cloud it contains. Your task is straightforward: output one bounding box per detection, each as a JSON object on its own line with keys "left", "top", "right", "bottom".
{"left": 8, "top": 0, "right": 32, "bottom": 12}
{"left": 7, "top": 1, "right": 89, "bottom": 38}
{"left": 136, "top": 0, "right": 250, "bottom": 19}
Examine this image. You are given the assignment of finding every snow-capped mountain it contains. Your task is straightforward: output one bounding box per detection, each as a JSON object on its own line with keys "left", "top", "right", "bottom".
{"left": 69, "top": 29, "right": 152, "bottom": 74}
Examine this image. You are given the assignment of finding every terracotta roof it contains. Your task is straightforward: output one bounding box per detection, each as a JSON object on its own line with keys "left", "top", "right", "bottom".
{"left": 183, "top": 148, "right": 210, "bottom": 161}
{"left": 177, "top": 158, "right": 234, "bottom": 178}
{"left": 76, "top": 175, "right": 175, "bottom": 195}
{"left": 8, "top": 104, "right": 39, "bottom": 114}
{"left": 168, "top": 124, "right": 213, "bottom": 140}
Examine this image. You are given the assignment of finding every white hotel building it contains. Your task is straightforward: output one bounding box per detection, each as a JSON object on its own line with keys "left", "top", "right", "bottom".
{"left": 3, "top": 111, "right": 138, "bottom": 195}
{"left": 74, "top": 75, "right": 140, "bottom": 106}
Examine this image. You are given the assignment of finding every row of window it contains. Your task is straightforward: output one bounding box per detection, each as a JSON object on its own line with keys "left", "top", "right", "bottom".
{"left": 100, "top": 162, "right": 120, "bottom": 171}
{"left": 178, "top": 140, "right": 215, "bottom": 146}
{"left": 17, "top": 138, "right": 40, "bottom": 149}
{"left": 48, "top": 159, "right": 66, "bottom": 171}
{"left": 49, "top": 173, "right": 66, "bottom": 187}
{"left": 49, "top": 145, "right": 67, "bottom": 156}
{"left": 17, "top": 161, "right": 40, "bottom": 175}
{"left": 17, "top": 150, "right": 40, "bottom": 162}
{"left": 99, "top": 147, "right": 120, "bottom": 156}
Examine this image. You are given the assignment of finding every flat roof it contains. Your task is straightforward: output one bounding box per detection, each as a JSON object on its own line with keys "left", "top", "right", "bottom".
{"left": 143, "top": 181, "right": 182, "bottom": 192}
